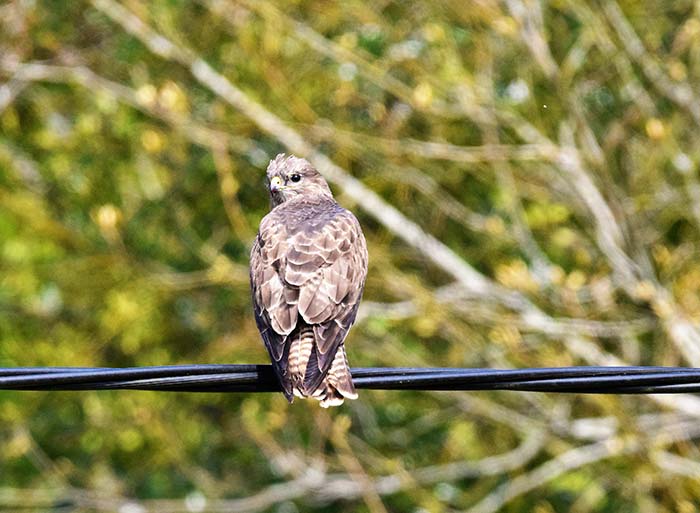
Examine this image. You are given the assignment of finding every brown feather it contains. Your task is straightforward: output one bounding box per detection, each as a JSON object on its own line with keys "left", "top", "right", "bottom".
{"left": 250, "top": 155, "right": 368, "bottom": 406}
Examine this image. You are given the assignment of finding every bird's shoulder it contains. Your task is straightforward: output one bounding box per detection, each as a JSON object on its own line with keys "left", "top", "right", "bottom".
{"left": 262, "top": 195, "right": 351, "bottom": 235}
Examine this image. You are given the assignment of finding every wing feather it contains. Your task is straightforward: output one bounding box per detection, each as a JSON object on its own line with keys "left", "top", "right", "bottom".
{"left": 251, "top": 203, "right": 367, "bottom": 398}
{"left": 250, "top": 215, "right": 296, "bottom": 398}
{"left": 297, "top": 211, "right": 367, "bottom": 386}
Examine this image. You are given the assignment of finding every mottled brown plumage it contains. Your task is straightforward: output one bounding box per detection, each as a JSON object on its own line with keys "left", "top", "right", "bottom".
{"left": 250, "top": 154, "right": 368, "bottom": 407}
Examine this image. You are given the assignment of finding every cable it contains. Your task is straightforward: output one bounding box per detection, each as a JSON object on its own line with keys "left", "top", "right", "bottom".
{"left": 2, "top": 365, "right": 700, "bottom": 394}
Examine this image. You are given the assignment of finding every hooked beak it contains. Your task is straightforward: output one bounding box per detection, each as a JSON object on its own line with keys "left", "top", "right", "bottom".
{"left": 269, "top": 176, "right": 283, "bottom": 193}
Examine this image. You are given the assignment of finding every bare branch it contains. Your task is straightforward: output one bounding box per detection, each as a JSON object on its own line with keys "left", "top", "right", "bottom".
{"left": 1, "top": 61, "right": 255, "bottom": 155}
{"left": 465, "top": 437, "right": 630, "bottom": 513}
{"left": 315, "top": 429, "right": 546, "bottom": 503}
{"left": 0, "top": 78, "right": 26, "bottom": 114}
{"left": 556, "top": 126, "right": 639, "bottom": 287}
{"left": 89, "top": 0, "right": 512, "bottom": 302}
{"left": 374, "top": 164, "right": 498, "bottom": 234}
{"left": 603, "top": 0, "right": 700, "bottom": 126}
{"left": 0, "top": 431, "right": 544, "bottom": 512}
{"left": 307, "top": 123, "right": 558, "bottom": 164}
{"left": 504, "top": 0, "right": 559, "bottom": 78}
{"left": 89, "top": 0, "right": 700, "bottom": 421}
{"left": 358, "top": 283, "right": 655, "bottom": 338}
{"left": 555, "top": 124, "right": 700, "bottom": 366}
{"left": 221, "top": 0, "right": 466, "bottom": 120}
{"left": 653, "top": 451, "right": 700, "bottom": 480}
{"left": 466, "top": 419, "right": 700, "bottom": 513}
{"left": 0, "top": 139, "right": 46, "bottom": 193}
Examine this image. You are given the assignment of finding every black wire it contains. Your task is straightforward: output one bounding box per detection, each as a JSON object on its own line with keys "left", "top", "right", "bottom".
{"left": 1, "top": 365, "right": 700, "bottom": 394}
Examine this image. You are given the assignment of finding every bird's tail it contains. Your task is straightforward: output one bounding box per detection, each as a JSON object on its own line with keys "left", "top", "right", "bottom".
{"left": 312, "top": 344, "right": 358, "bottom": 408}
{"left": 287, "top": 323, "right": 357, "bottom": 407}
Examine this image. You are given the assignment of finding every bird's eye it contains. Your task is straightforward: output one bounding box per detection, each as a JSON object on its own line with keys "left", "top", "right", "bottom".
{"left": 290, "top": 173, "right": 302, "bottom": 183}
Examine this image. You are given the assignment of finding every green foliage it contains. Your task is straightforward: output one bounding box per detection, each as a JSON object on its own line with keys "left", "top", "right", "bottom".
{"left": 2, "top": 0, "right": 700, "bottom": 511}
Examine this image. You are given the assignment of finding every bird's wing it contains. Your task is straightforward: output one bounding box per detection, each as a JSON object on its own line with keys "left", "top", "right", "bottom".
{"left": 250, "top": 212, "right": 297, "bottom": 399}
{"left": 251, "top": 206, "right": 368, "bottom": 395}
{"left": 284, "top": 208, "right": 368, "bottom": 391}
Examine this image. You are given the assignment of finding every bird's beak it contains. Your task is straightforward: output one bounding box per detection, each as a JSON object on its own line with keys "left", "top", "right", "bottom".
{"left": 270, "top": 176, "right": 283, "bottom": 192}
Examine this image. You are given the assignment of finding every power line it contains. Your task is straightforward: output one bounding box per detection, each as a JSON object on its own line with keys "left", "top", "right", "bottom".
{"left": 2, "top": 365, "right": 700, "bottom": 394}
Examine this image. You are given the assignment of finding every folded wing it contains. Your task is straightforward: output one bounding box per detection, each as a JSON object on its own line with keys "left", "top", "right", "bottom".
{"left": 250, "top": 206, "right": 368, "bottom": 398}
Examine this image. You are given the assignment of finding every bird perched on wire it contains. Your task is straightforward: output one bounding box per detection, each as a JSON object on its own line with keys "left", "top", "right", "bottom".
{"left": 250, "top": 154, "right": 368, "bottom": 407}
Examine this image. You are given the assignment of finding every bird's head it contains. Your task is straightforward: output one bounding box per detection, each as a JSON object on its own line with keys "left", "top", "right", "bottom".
{"left": 265, "top": 154, "right": 333, "bottom": 207}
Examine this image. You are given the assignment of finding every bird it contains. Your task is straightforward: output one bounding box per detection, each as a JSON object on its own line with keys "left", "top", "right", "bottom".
{"left": 250, "top": 154, "right": 368, "bottom": 407}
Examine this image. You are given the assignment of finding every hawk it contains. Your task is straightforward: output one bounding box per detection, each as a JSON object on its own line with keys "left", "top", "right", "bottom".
{"left": 250, "top": 154, "right": 368, "bottom": 407}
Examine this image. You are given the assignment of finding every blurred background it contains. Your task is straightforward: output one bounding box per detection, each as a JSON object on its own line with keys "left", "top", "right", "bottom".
{"left": 2, "top": 0, "right": 700, "bottom": 511}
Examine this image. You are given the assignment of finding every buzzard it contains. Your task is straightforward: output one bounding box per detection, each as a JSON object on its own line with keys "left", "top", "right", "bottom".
{"left": 250, "top": 154, "right": 368, "bottom": 407}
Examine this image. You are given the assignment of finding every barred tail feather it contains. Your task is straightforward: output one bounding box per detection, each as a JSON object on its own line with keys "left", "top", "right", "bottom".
{"left": 287, "top": 321, "right": 357, "bottom": 407}
{"left": 288, "top": 324, "right": 315, "bottom": 399}
{"left": 315, "top": 344, "right": 357, "bottom": 408}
